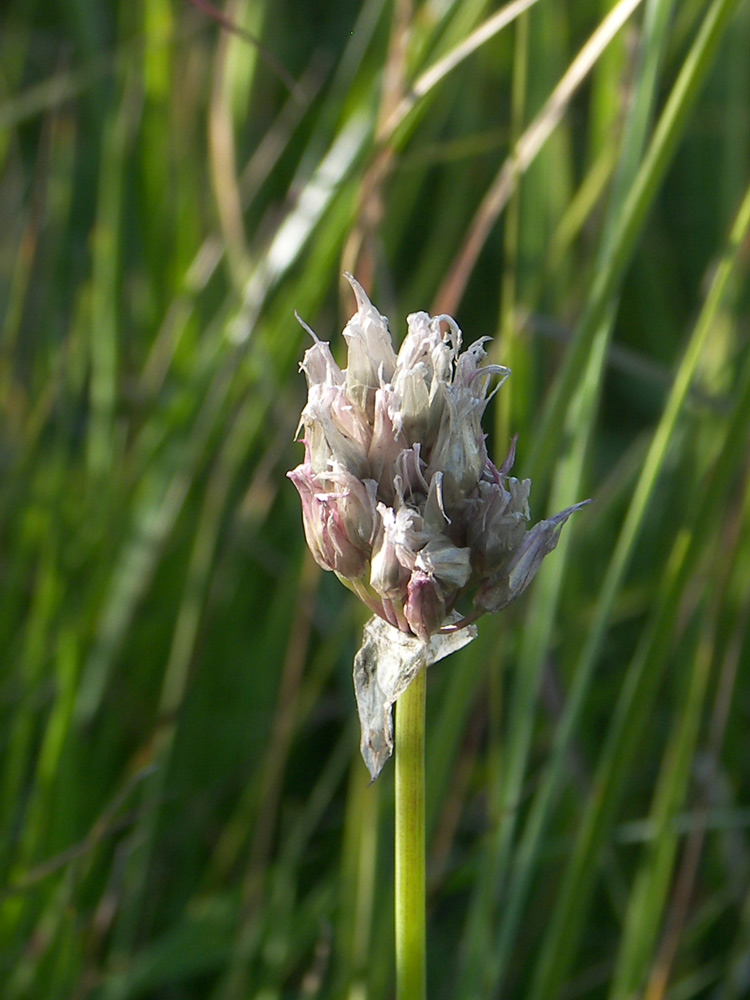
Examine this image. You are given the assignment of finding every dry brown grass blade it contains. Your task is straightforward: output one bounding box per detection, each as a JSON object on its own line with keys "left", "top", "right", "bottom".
{"left": 434, "top": 0, "right": 646, "bottom": 315}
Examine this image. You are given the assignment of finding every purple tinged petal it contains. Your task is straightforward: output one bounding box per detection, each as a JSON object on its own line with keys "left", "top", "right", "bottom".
{"left": 367, "top": 384, "right": 409, "bottom": 497}
{"left": 370, "top": 503, "right": 427, "bottom": 602}
{"left": 380, "top": 595, "right": 412, "bottom": 633}
{"left": 287, "top": 465, "right": 337, "bottom": 572}
{"left": 474, "top": 500, "right": 592, "bottom": 613}
{"left": 405, "top": 570, "right": 446, "bottom": 642}
{"left": 415, "top": 537, "right": 472, "bottom": 590}
{"left": 404, "top": 536, "right": 471, "bottom": 641}
{"left": 287, "top": 464, "right": 378, "bottom": 579}
{"left": 496, "top": 435, "right": 518, "bottom": 478}
{"left": 326, "top": 467, "right": 379, "bottom": 545}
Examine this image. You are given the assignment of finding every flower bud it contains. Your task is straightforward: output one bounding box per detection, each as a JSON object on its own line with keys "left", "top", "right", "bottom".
{"left": 287, "top": 463, "right": 378, "bottom": 579}
{"left": 405, "top": 570, "right": 445, "bottom": 642}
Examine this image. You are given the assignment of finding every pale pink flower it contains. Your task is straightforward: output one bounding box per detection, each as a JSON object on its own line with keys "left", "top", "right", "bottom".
{"left": 288, "top": 274, "right": 589, "bottom": 642}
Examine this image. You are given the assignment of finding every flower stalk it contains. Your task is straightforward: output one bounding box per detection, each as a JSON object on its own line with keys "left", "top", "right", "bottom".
{"left": 395, "top": 664, "right": 426, "bottom": 1000}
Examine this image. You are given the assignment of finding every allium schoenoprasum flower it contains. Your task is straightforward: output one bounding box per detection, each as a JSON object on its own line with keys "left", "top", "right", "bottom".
{"left": 288, "top": 273, "right": 589, "bottom": 637}
{"left": 288, "top": 275, "right": 590, "bottom": 776}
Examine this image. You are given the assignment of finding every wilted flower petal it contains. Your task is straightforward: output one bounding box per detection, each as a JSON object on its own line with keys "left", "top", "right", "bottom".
{"left": 395, "top": 363, "right": 432, "bottom": 444}
{"left": 404, "top": 537, "right": 472, "bottom": 642}
{"left": 416, "top": 537, "right": 472, "bottom": 590}
{"left": 301, "top": 383, "right": 372, "bottom": 477}
{"left": 343, "top": 272, "right": 397, "bottom": 419}
{"left": 474, "top": 500, "right": 592, "bottom": 613}
{"left": 422, "top": 472, "right": 451, "bottom": 532}
{"left": 466, "top": 478, "right": 526, "bottom": 575}
{"left": 368, "top": 383, "right": 409, "bottom": 497}
{"left": 426, "top": 389, "right": 487, "bottom": 501}
{"left": 297, "top": 322, "right": 345, "bottom": 389}
{"left": 394, "top": 444, "right": 429, "bottom": 500}
{"left": 370, "top": 502, "right": 425, "bottom": 602}
{"left": 455, "top": 337, "right": 509, "bottom": 396}
{"left": 396, "top": 311, "right": 448, "bottom": 375}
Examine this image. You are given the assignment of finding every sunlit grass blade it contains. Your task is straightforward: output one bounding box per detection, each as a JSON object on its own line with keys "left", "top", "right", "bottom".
{"left": 457, "top": 0, "right": 675, "bottom": 990}
{"left": 528, "top": 397, "right": 750, "bottom": 1000}
{"left": 527, "top": 0, "right": 747, "bottom": 487}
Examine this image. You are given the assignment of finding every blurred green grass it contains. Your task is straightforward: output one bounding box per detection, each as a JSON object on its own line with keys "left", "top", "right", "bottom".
{"left": 2, "top": 0, "right": 750, "bottom": 998}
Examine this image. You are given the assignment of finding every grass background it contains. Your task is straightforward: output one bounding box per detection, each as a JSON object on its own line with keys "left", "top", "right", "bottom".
{"left": 2, "top": 0, "right": 750, "bottom": 997}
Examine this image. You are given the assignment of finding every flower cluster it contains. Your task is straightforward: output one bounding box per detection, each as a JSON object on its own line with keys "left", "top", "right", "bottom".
{"left": 288, "top": 274, "right": 588, "bottom": 642}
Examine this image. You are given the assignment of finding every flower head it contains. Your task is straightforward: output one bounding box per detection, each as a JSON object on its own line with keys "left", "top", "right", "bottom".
{"left": 288, "top": 274, "right": 589, "bottom": 641}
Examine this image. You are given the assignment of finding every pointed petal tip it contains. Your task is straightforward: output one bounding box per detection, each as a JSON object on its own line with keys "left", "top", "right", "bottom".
{"left": 571, "top": 498, "right": 594, "bottom": 512}
{"left": 294, "top": 309, "right": 321, "bottom": 343}
{"left": 342, "top": 271, "right": 371, "bottom": 310}
{"left": 543, "top": 497, "right": 594, "bottom": 529}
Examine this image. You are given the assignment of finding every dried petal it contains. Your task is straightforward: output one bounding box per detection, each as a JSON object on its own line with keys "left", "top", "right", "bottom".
{"left": 370, "top": 502, "right": 425, "bottom": 602}
{"left": 353, "top": 614, "right": 477, "bottom": 779}
{"left": 368, "top": 383, "right": 409, "bottom": 497}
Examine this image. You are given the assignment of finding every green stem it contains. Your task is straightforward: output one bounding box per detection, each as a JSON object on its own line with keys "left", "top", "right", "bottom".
{"left": 395, "top": 665, "right": 427, "bottom": 1000}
